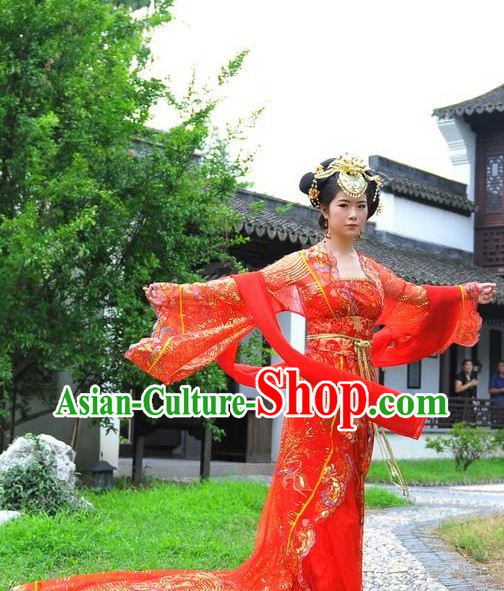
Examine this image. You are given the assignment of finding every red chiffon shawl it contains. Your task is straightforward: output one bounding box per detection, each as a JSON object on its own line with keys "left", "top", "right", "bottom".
{"left": 217, "top": 271, "right": 473, "bottom": 440}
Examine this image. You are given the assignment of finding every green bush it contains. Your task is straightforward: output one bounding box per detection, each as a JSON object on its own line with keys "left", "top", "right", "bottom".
{"left": 0, "top": 459, "right": 79, "bottom": 515}
{"left": 0, "top": 433, "right": 91, "bottom": 515}
{"left": 425, "top": 422, "right": 503, "bottom": 471}
{"left": 493, "top": 428, "right": 504, "bottom": 451}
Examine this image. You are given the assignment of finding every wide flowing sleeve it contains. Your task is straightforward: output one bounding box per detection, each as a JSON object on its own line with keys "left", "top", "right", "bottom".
{"left": 368, "top": 258, "right": 482, "bottom": 365}
{"left": 124, "top": 250, "right": 306, "bottom": 385}
{"left": 260, "top": 250, "right": 306, "bottom": 317}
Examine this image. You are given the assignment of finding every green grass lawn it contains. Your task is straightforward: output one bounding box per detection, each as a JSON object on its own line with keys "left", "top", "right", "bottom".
{"left": 367, "top": 457, "right": 504, "bottom": 485}
{"left": 1, "top": 478, "right": 406, "bottom": 589}
{"left": 365, "top": 484, "right": 413, "bottom": 508}
{"left": 437, "top": 513, "right": 504, "bottom": 588}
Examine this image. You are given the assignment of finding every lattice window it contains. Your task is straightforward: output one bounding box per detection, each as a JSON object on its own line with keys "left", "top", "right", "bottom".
{"left": 479, "top": 227, "right": 504, "bottom": 265}
{"left": 486, "top": 154, "right": 504, "bottom": 211}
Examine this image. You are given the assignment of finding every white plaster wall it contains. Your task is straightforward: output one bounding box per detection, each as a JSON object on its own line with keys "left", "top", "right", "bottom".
{"left": 372, "top": 431, "right": 450, "bottom": 460}
{"left": 99, "top": 417, "right": 120, "bottom": 468}
{"left": 374, "top": 190, "right": 395, "bottom": 231}
{"left": 13, "top": 370, "right": 103, "bottom": 471}
{"left": 380, "top": 357, "right": 440, "bottom": 396}
{"left": 374, "top": 190, "right": 474, "bottom": 252}
{"left": 435, "top": 116, "right": 477, "bottom": 201}
{"left": 269, "top": 311, "right": 306, "bottom": 463}
{"left": 238, "top": 310, "right": 306, "bottom": 463}
{"left": 236, "top": 327, "right": 265, "bottom": 401}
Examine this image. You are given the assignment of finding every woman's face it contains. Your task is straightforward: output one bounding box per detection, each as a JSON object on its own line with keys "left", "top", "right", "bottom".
{"left": 322, "top": 189, "right": 368, "bottom": 241}
{"left": 463, "top": 361, "right": 473, "bottom": 373}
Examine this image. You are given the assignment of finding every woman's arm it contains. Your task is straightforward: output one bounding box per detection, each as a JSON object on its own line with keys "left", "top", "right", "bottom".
{"left": 454, "top": 378, "right": 477, "bottom": 394}
{"left": 124, "top": 250, "right": 307, "bottom": 384}
{"left": 489, "top": 374, "right": 504, "bottom": 395}
{"left": 369, "top": 258, "right": 484, "bottom": 349}
{"left": 259, "top": 250, "right": 306, "bottom": 316}
{"left": 125, "top": 274, "right": 257, "bottom": 384}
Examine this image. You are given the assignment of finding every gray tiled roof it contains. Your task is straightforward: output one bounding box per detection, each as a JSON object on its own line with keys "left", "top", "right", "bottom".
{"left": 369, "top": 155, "right": 475, "bottom": 215}
{"left": 358, "top": 230, "right": 504, "bottom": 306}
{"left": 432, "top": 84, "right": 504, "bottom": 120}
{"left": 229, "top": 190, "right": 504, "bottom": 307}
{"left": 232, "top": 188, "right": 321, "bottom": 246}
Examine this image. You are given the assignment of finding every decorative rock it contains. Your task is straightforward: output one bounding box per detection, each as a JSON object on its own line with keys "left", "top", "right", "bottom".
{"left": 0, "top": 510, "right": 21, "bottom": 525}
{"left": 0, "top": 433, "right": 93, "bottom": 510}
{"left": 0, "top": 434, "right": 76, "bottom": 485}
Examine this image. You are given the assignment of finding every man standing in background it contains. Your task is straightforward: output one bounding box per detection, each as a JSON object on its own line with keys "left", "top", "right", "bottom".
{"left": 489, "top": 360, "right": 504, "bottom": 428}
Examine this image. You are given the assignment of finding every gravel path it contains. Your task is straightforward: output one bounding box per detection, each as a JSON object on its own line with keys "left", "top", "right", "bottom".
{"left": 2, "top": 478, "right": 502, "bottom": 590}
{"left": 221, "top": 476, "right": 503, "bottom": 590}
{"left": 363, "top": 483, "right": 504, "bottom": 591}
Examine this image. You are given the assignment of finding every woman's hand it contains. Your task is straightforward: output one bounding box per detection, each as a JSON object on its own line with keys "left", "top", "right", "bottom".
{"left": 143, "top": 284, "right": 164, "bottom": 311}
{"left": 474, "top": 282, "right": 496, "bottom": 304}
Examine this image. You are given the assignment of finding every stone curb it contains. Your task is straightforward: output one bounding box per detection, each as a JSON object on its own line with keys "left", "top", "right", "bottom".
{"left": 393, "top": 506, "right": 503, "bottom": 591}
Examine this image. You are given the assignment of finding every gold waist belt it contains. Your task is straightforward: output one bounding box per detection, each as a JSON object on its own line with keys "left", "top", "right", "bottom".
{"left": 306, "top": 332, "right": 409, "bottom": 498}
{"left": 307, "top": 332, "right": 371, "bottom": 346}
{"left": 307, "top": 332, "right": 373, "bottom": 382}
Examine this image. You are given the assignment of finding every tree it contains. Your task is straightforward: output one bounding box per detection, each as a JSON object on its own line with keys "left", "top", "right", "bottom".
{"left": 0, "top": 0, "right": 263, "bottom": 451}
{"left": 425, "top": 422, "right": 502, "bottom": 471}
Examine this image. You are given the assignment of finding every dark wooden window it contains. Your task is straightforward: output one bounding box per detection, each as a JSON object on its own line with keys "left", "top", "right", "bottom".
{"left": 474, "top": 126, "right": 504, "bottom": 269}
{"left": 407, "top": 360, "right": 422, "bottom": 389}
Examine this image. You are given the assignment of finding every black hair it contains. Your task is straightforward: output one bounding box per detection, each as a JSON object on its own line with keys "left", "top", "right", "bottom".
{"left": 461, "top": 358, "right": 473, "bottom": 366}
{"left": 299, "top": 157, "right": 381, "bottom": 231}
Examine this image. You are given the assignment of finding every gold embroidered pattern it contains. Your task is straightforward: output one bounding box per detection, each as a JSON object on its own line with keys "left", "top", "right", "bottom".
{"left": 313, "top": 455, "right": 353, "bottom": 522}
{"left": 299, "top": 249, "right": 337, "bottom": 317}
{"left": 452, "top": 282, "right": 482, "bottom": 346}
{"left": 261, "top": 250, "right": 309, "bottom": 289}
{"left": 292, "top": 518, "right": 316, "bottom": 590}
{"left": 278, "top": 446, "right": 311, "bottom": 497}
{"left": 260, "top": 250, "right": 309, "bottom": 315}
{"left": 285, "top": 412, "right": 338, "bottom": 554}
{"left": 179, "top": 285, "right": 185, "bottom": 334}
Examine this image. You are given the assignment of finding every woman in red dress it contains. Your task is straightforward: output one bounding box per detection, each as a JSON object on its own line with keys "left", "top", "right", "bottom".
{"left": 12, "top": 154, "right": 495, "bottom": 591}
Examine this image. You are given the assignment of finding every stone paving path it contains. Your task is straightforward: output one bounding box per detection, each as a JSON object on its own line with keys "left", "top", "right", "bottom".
{"left": 363, "top": 483, "right": 503, "bottom": 591}
{"left": 221, "top": 476, "right": 503, "bottom": 590}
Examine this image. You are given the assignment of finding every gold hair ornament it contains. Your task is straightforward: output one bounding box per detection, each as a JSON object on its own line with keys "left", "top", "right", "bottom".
{"left": 308, "top": 153, "right": 382, "bottom": 209}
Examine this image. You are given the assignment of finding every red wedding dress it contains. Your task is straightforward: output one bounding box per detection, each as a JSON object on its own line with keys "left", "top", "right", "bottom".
{"left": 11, "top": 239, "right": 482, "bottom": 591}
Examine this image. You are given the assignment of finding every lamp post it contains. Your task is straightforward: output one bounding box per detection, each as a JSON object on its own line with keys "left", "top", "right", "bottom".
{"left": 86, "top": 460, "right": 116, "bottom": 490}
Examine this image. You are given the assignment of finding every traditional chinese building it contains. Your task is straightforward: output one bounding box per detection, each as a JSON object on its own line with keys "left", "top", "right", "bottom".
{"left": 210, "top": 167, "right": 504, "bottom": 462}
{"left": 180, "top": 83, "right": 504, "bottom": 464}
{"left": 13, "top": 84, "right": 504, "bottom": 472}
